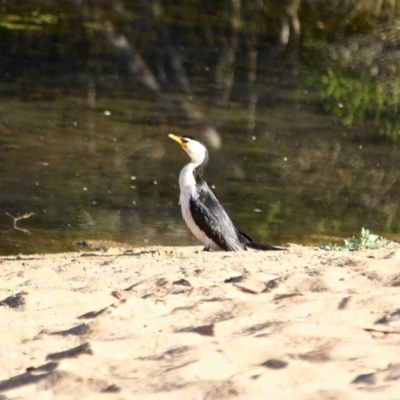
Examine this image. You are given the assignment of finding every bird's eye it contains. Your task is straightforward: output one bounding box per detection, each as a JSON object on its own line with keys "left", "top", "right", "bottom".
{"left": 181, "top": 136, "right": 196, "bottom": 143}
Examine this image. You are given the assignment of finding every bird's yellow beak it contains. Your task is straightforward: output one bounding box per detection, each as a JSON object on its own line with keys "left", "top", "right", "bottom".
{"left": 168, "top": 133, "right": 186, "bottom": 148}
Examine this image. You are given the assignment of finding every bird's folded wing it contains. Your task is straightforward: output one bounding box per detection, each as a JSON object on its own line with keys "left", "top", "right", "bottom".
{"left": 189, "top": 184, "right": 243, "bottom": 251}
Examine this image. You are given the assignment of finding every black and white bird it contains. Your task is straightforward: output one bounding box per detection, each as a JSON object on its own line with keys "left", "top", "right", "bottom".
{"left": 168, "top": 134, "right": 283, "bottom": 251}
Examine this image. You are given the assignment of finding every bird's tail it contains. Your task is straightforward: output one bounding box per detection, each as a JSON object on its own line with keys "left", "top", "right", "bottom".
{"left": 239, "top": 232, "right": 285, "bottom": 251}
{"left": 246, "top": 241, "right": 285, "bottom": 251}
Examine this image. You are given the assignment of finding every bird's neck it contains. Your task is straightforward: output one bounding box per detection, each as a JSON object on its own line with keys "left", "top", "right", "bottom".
{"left": 193, "top": 162, "right": 205, "bottom": 178}
{"left": 179, "top": 161, "right": 205, "bottom": 194}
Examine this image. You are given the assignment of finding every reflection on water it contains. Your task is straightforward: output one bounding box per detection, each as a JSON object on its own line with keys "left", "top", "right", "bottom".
{"left": 1, "top": 1, "right": 400, "bottom": 254}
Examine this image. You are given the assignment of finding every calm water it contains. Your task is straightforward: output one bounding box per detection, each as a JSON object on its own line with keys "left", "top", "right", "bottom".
{"left": 1, "top": 1, "right": 400, "bottom": 254}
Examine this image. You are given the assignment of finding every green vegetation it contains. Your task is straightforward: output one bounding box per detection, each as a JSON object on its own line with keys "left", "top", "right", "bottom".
{"left": 318, "top": 68, "right": 400, "bottom": 141}
{"left": 0, "top": 11, "right": 59, "bottom": 31}
{"left": 320, "top": 227, "right": 391, "bottom": 251}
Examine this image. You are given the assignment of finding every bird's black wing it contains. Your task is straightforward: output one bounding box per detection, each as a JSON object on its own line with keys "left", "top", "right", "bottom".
{"left": 189, "top": 181, "right": 244, "bottom": 251}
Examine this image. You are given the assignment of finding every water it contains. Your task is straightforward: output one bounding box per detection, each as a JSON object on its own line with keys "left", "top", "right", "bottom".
{"left": 1, "top": 1, "right": 400, "bottom": 254}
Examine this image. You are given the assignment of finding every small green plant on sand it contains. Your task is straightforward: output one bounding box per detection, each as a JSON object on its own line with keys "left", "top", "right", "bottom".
{"left": 320, "top": 228, "right": 390, "bottom": 251}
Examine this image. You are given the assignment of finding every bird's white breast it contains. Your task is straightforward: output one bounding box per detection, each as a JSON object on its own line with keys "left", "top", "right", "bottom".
{"left": 178, "top": 163, "right": 221, "bottom": 250}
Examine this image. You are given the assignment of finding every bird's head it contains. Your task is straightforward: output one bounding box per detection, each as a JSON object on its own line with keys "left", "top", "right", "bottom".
{"left": 168, "top": 134, "right": 208, "bottom": 166}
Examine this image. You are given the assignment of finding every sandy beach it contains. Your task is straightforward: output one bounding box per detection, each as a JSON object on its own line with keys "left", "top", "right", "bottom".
{"left": 1, "top": 243, "right": 400, "bottom": 399}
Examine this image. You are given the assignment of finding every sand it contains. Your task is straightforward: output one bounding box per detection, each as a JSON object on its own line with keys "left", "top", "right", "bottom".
{"left": 1, "top": 243, "right": 400, "bottom": 399}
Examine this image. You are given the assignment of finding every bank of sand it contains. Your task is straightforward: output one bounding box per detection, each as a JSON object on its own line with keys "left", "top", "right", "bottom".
{"left": 1, "top": 243, "right": 400, "bottom": 399}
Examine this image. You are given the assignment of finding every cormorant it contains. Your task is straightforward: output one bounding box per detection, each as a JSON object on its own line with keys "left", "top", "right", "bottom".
{"left": 168, "top": 134, "right": 283, "bottom": 251}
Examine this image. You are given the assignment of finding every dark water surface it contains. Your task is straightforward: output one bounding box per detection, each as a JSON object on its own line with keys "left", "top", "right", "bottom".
{"left": 1, "top": 1, "right": 400, "bottom": 254}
